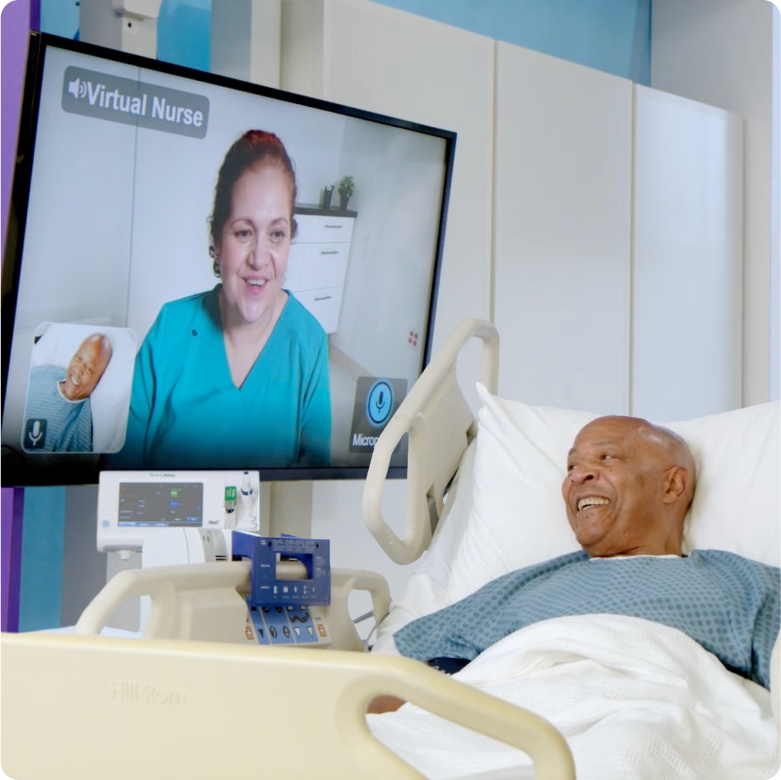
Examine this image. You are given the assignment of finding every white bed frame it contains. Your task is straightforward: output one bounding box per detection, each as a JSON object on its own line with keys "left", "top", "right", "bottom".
{"left": 1, "top": 319, "right": 579, "bottom": 780}
{"left": 364, "top": 318, "right": 499, "bottom": 564}
{"left": 3, "top": 318, "right": 777, "bottom": 778}
{"left": 361, "top": 317, "right": 781, "bottom": 735}
{"left": 1, "top": 631, "right": 573, "bottom": 779}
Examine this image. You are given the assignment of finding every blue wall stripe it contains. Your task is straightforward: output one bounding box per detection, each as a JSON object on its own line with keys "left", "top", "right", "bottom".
{"left": 19, "top": 486, "right": 66, "bottom": 632}
{"left": 40, "top": 0, "right": 651, "bottom": 85}
{"left": 371, "top": 0, "right": 651, "bottom": 84}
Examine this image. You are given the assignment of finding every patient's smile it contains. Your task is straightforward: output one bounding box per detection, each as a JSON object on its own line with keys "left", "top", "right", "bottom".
{"left": 577, "top": 497, "right": 610, "bottom": 512}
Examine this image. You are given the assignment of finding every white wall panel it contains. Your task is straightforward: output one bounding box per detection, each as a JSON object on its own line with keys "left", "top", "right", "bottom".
{"left": 651, "top": 0, "right": 776, "bottom": 406}
{"left": 631, "top": 86, "right": 743, "bottom": 421}
{"left": 493, "top": 43, "right": 633, "bottom": 414}
{"left": 281, "top": 0, "right": 494, "bottom": 597}
{"left": 282, "top": 0, "right": 494, "bottom": 403}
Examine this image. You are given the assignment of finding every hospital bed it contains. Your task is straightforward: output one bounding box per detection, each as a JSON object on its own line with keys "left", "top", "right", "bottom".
{"left": 2, "top": 319, "right": 779, "bottom": 779}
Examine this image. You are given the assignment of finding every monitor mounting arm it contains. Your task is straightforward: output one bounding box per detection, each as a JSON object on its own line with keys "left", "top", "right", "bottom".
{"left": 80, "top": 0, "right": 165, "bottom": 59}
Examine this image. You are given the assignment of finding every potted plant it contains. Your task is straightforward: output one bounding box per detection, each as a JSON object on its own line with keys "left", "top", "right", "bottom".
{"left": 337, "top": 175, "right": 354, "bottom": 210}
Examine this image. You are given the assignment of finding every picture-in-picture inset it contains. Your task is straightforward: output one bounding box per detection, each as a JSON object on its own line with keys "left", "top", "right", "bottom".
{"left": 21, "top": 323, "right": 136, "bottom": 454}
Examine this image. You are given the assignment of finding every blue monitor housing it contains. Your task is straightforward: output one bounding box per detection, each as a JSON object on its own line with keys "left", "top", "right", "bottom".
{"left": 1, "top": 33, "right": 456, "bottom": 487}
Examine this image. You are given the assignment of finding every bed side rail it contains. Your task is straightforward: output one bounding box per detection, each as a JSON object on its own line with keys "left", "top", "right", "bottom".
{"left": 73, "top": 561, "right": 253, "bottom": 641}
{"left": 73, "top": 562, "right": 393, "bottom": 651}
{"left": 363, "top": 318, "right": 499, "bottom": 564}
{"left": 772, "top": 630, "right": 780, "bottom": 722}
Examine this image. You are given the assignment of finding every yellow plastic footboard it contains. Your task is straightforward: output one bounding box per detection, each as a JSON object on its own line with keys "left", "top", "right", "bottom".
{"left": 363, "top": 318, "right": 499, "bottom": 564}
{"left": 1, "top": 631, "right": 575, "bottom": 780}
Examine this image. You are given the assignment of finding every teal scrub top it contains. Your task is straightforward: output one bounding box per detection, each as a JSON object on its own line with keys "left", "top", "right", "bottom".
{"left": 116, "top": 285, "right": 331, "bottom": 469}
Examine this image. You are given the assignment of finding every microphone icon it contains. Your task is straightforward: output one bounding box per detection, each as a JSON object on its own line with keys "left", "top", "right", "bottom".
{"left": 366, "top": 380, "right": 393, "bottom": 426}
{"left": 28, "top": 420, "right": 44, "bottom": 446}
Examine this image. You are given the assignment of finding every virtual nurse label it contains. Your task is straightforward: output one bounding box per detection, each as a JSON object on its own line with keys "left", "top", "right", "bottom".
{"left": 61, "top": 66, "right": 210, "bottom": 139}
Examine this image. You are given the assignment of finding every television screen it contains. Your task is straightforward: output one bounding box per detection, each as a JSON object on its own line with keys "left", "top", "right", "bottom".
{"left": 1, "top": 34, "right": 455, "bottom": 487}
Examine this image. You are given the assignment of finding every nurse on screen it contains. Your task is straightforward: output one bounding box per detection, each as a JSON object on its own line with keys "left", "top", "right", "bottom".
{"left": 115, "top": 130, "right": 332, "bottom": 469}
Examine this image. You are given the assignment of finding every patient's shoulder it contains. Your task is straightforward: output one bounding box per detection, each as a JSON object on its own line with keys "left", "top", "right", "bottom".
{"left": 690, "top": 549, "right": 780, "bottom": 583}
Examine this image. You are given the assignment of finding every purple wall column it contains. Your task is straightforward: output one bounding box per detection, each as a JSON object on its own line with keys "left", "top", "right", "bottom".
{"left": 1, "top": 0, "right": 32, "bottom": 255}
{"left": 1, "top": 0, "right": 34, "bottom": 634}
{"left": 1, "top": 488, "right": 24, "bottom": 632}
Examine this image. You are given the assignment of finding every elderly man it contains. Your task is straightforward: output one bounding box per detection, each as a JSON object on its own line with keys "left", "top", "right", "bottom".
{"left": 369, "top": 415, "right": 780, "bottom": 713}
{"left": 22, "top": 333, "right": 113, "bottom": 453}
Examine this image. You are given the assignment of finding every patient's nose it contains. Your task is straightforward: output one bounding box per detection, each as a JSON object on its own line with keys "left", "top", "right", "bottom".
{"left": 569, "top": 466, "right": 597, "bottom": 483}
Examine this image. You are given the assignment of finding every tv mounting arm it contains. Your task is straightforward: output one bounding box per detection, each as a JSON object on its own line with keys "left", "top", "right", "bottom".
{"left": 80, "top": 0, "right": 165, "bottom": 59}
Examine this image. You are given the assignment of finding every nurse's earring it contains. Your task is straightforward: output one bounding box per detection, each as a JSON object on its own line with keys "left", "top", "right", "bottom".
{"left": 210, "top": 245, "right": 221, "bottom": 278}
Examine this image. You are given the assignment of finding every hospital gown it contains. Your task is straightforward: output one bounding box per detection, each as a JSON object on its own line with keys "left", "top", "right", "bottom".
{"left": 116, "top": 285, "right": 331, "bottom": 469}
{"left": 22, "top": 365, "right": 93, "bottom": 452}
{"left": 393, "top": 549, "right": 780, "bottom": 689}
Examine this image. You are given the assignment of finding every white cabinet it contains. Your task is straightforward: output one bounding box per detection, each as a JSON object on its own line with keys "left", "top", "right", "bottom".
{"left": 286, "top": 210, "right": 356, "bottom": 334}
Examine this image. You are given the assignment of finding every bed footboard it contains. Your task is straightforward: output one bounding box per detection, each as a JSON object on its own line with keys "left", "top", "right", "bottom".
{"left": 1, "top": 631, "right": 575, "bottom": 780}
{"left": 363, "top": 318, "right": 499, "bottom": 564}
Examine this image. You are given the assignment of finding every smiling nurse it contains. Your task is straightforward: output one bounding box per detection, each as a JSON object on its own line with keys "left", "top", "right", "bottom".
{"left": 114, "top": 131, "right": 331, "bottom": 469}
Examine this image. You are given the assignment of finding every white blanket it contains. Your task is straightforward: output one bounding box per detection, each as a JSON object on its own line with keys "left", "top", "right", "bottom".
{"left": 368, "top": 615, "right": 779, "bottom": 780}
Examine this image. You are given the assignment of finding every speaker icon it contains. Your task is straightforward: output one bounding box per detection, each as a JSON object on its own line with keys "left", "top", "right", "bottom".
{"left": 68, "top": 78, "right": 87, "bottom": 99}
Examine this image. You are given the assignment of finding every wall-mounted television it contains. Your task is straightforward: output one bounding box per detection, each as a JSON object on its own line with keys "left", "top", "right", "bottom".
{"left": 1, "top": 33, "right": 455, "bottom": 487}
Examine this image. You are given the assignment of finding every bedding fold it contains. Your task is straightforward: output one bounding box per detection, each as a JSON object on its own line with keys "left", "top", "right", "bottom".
{"left": 368, "top": 614, "right": 779, "bottom": 780}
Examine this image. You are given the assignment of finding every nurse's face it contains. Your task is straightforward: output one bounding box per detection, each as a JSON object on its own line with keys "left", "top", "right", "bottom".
{"left": 216, "top": 163, "right": 293, "bottom": 327}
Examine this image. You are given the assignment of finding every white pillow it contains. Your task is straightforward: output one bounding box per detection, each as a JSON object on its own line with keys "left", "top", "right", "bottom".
{"left": 372, "top": 384, "right": 780, "bottom": 653}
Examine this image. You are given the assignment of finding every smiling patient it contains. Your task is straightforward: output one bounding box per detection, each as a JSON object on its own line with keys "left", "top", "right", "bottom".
{"left": 369, "top": 416, "right": 780, "bottom": 713}
{"left": 22, "top": 333, "right": 113, "bottom": 453}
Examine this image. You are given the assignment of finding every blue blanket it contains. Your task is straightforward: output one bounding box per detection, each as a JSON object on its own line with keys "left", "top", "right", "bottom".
{"left": 393, "top": 549, "right": 780, "bottom": 689}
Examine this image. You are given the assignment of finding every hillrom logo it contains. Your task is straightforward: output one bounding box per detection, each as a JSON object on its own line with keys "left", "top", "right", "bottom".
{"left": 62, "top": 66, "right": 209, "bottom": 139}
{"left": 111, "top": 679, "right": 187, "bottom": 705}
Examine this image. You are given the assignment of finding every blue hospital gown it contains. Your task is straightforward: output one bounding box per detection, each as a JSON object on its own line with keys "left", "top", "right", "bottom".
{"left": 22, "top": 365, "right": 93, "bottom": 452}
{"left": 393, "top": 550, "right": 781, "bottom": 690}
{"left": 113, "top": 285, "right": 331, "bottom": 469}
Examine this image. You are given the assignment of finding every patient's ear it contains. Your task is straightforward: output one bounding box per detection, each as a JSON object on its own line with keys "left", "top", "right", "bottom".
{"left": 662, "top": 466, "right": 690, "bottom": 505}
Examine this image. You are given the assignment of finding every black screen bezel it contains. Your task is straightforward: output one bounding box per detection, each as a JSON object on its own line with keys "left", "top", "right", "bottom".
{"left": 0, "top": 33, "right": 456, "bottom": 488}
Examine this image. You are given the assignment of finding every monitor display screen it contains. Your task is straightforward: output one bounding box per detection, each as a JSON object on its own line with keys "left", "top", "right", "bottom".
{"left": 1, "top": 34, "right": 455, "bottom": 486}
{"left": 118, "top": 482, "right": 204, "bottom": 528}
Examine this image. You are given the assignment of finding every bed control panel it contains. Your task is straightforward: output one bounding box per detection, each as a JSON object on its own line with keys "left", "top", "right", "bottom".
{"left": 234, "top": 532, "right": 333, "bottom": 648}
{"left": 244, "top": 602, "right": 331, "bottom": 647}
{"left": 231, "top": 532, "right": 331, "bottom": 607}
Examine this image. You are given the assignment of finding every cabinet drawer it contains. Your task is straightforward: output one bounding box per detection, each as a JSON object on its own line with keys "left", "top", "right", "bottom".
{"left": 294, "top": 214, "right": 355, "bottom": 244}
{"left": 299, "top": 243, "right": 349, "bottom": 290}
{"left": 295, "top": 286, "right": 344, "bottom": 334}
{"left": 284, "top": 243, "right": 305, "bottom": 291}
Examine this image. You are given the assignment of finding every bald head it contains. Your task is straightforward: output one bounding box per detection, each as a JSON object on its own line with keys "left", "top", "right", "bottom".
{"left": 598, "top": 416, "right": 696, "bottom": 510}
{"left": 562, "top": 416, "right": 696, "bottom": 557}
{"left": 59, "top": 334, "right": 113, "bottom": 402}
